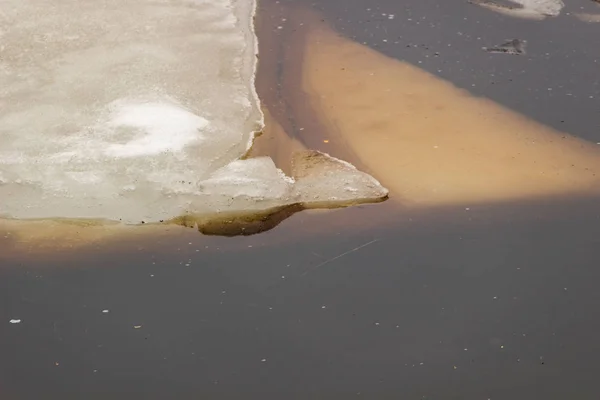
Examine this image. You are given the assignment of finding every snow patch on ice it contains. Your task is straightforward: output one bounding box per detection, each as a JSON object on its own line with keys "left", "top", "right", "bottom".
{"left": 102, "top": 101, "right": 209, "bottom": 158}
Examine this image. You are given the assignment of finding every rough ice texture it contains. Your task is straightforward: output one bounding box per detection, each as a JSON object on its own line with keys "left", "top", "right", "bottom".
{"left": 0, "top": 0, "right": 387, "bottom": 224}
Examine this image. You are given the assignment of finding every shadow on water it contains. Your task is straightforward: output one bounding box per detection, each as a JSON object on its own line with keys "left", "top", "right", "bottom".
{"left": 2, "top": 0, "right": 600, "bottom": 398}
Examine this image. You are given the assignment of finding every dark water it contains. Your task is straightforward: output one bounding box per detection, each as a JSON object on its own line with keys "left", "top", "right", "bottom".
{"left": 3, "top": 198, "right": 600, "bottom": 399}
{"left": 2, "top": 1, "right": 600, "bottom": 399}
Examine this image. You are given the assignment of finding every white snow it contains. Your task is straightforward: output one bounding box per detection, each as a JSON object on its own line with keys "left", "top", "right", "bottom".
{"left": 103, "top": 102, "right": 209, "bottom": 158}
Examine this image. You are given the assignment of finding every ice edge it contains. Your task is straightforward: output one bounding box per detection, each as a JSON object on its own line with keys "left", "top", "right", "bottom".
{"left": 242, "top": 0, "right": 265, "bottom": 154}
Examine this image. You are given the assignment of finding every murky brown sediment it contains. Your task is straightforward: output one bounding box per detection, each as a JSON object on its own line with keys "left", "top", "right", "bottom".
{"left": 264, "top": 1, "right": 600, "bottom": 210}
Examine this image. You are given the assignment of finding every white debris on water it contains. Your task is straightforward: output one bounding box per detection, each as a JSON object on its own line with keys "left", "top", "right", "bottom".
{"left": 469, "top": 0, "right": 564, "bottom": 20}
{"left": 0, "top": 0, "right": 388, "bottom": 225}
{"left": 9, "top": 319, "right": 21, "bottom": 324}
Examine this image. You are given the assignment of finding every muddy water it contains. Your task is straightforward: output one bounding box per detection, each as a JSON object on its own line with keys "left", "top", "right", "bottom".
{"left": 2, "top": 0, "right": 600, "bottom": 399}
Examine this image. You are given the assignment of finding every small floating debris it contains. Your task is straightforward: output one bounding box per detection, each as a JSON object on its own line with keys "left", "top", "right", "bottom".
{"left": 483, "top": 39, "right": 527, "bottom": 55}
{"left": 102, "top": 309, "right": 109, "bottom": 313}
{"left": 133, "top": 325, "right": 142, "bottom": 329}
{"left": 9, "top": 319, "right": 21, "bottom": 324}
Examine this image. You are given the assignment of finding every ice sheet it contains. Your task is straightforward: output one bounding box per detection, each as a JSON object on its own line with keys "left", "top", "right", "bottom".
{"left": 0, "top": 0, "right": 387, "bottom": 224}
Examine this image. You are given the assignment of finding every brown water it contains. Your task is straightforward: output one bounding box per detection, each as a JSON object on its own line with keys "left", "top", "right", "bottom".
{"left": 2, "top": 0, "right": 600, "bottom": 398}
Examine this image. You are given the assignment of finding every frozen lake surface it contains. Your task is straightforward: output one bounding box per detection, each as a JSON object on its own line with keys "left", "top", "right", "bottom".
{"left": 0, "top": 0, "right": 387, "bottom": 224}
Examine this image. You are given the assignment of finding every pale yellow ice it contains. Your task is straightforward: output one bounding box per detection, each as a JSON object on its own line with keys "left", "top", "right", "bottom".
{"left": 0, "top": 0, "right": 387, "bottom": 225}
